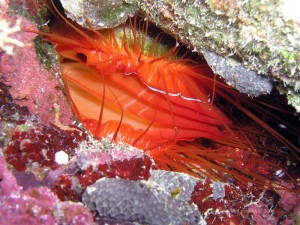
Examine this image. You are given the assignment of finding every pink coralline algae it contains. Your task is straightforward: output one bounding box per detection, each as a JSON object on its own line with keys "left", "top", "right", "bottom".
{"left": 0, "top": 153, "right": 95, "bottom": 225}
{"left": 0, "top": 150, "right": 21, "bottom": 195}
{"left": 1, "top": 16, "right": 74, "bottom": 125}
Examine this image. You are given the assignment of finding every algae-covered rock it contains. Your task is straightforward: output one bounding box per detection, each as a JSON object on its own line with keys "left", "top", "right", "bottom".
{"left": 60, "top": 0, "right": 138, "bottom": 28}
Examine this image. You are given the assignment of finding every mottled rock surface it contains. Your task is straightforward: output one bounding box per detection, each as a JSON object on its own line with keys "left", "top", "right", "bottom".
{"left": 83, "top": 177, "right": 203, "bottom": 225}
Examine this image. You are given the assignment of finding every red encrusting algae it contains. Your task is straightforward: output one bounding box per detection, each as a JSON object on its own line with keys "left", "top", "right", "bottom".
{"left": 26, "top": 0, "right": 300, "bottom": 192}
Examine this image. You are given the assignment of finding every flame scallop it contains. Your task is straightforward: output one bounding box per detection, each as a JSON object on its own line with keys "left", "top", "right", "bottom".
{"left": 30, "top": 1, "right": 300, "bottom": 191}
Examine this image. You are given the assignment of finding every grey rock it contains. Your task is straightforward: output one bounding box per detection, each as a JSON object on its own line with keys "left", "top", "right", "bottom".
{"left": 203, "top": 51, "right": 273, "bottom": 97}
{"left": 83, "top": 177, "right": 204, "bottom": 225}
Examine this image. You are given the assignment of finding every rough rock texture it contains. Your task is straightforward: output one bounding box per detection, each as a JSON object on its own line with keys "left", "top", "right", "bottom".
{"left": 149, "top": 170, "right": 199, "bottom": 201}
{"left": 83, "top": 177, "right": 203, "bottom": 225}
{"left": 60, "top": 0, "right": 300, "bottom": 110}
{"left": 0, "top": 152, "right": 95, "bottom": 225}
{"left": 191, "top": 179, "right": 300, "bottom": 225}
{"left": 0, "top": 17, "right": 74, "bottom": 125}
{"left": 60, "top": 0, "right": 138, "bottom": 28}
{"left": 203, "top": 51, "right": 273, "bottom": 96}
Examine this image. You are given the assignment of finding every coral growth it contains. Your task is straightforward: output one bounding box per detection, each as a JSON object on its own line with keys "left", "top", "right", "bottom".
{"left": 0, "top": 18, "right": 24, "bottom": 55}
{"left": 83, "top": 177, "right": 203, "bottom": 225}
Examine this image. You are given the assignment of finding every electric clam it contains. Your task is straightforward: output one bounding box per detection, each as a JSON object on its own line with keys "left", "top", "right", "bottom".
{"left": 29, "top": 0, "right": 300, "bottom": 192}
